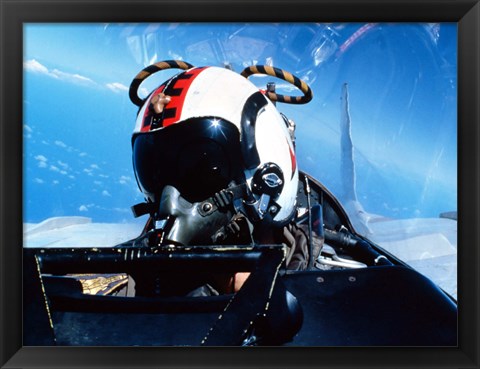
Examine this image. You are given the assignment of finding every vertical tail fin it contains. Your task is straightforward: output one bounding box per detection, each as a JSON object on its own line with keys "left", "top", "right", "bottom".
{"left": 340, "top": 83, "right": 358, "bottom": 203}
{"left": 339, "top": 83, "right": 373, "bottom": 236}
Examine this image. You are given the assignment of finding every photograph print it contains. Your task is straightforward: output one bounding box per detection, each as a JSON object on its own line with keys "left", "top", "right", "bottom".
{"left": 23, "top": 22, "right": 457, "bottom": 346}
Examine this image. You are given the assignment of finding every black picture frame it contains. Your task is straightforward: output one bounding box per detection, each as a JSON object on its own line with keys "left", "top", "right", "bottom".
{"left": 1, "top": 0, "right": 478, "bottom": 368}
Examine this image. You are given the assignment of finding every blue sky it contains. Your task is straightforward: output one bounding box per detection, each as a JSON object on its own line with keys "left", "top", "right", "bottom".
{"left": 23, "top": 23, "right": 457, "bottom": 223}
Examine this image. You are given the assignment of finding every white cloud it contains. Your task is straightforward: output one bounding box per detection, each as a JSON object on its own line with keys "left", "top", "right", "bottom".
{"left": 79, "top": 152, "right": 87, "bottom": 157}
{"left": 50, "top": 165, "right": 60, "bottom": 172}
{"left": 24, "top": 59, "right": 96, "bottom": 87}
{"left": 119, "top": 175, "right": 132, "bottom": 184}
{"left": 79, "top": 205, "right": 88, "bottom": 212}
{"left": 51, "top": 69, "right": 96, "bottom": 86}
{"left": 113, "top": 207, "right": 130, "bottom": 213}
{"left": 57, "top": 160, "right": 69, "bottom": 170}
{"left": 24, "top": 59, "right": 49, "bottom": 74}
{"left": 52, "top": 180, "right": 59, "bottom": 185}
{"left": 34, "top": 178, "right": 44, "bottom": 184}
{"left": 102, "top": 190, "right": 111, "bottom": 197}
{"left": 90, "top": 164, "right": 100, "bottom": 170}
{"left": 94, "top": 180, "right": 103, "bottom": 186}
{"left": 34, "top": 155, "right": 48, "bottom": 168}
{"left": 106, "top": 82, "right": 128, "bottom": 93}
{"left": 54, "top": 140, "right": 67, "bottom": 148}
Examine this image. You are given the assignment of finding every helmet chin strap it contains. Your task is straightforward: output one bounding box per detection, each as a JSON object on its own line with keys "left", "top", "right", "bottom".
{"left": 212, "top": 181, "right": 282, "bottom": 226}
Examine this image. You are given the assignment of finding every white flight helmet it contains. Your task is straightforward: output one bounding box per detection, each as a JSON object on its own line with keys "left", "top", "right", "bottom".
{"left": 129, "top": 61, "right": 312, "bottom": 245}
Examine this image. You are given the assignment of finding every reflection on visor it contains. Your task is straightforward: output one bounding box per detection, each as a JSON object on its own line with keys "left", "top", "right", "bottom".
{"left": 133, "top": 117, "right": 243, "bottom": 203}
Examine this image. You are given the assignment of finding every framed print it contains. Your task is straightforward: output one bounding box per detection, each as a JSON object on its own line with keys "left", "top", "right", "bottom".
{"left": 1, "top": 0, "right": 479, "bottom": 368}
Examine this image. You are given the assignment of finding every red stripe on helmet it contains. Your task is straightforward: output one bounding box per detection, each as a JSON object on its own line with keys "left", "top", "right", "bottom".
{"left": 140, "top": 85, "right": 166, "bottom": 132}
{"left": 161, "top": 67, "right": 207, "bottom": 127}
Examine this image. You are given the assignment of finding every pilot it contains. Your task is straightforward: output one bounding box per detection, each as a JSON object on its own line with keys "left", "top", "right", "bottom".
{"left": 129, "top": 62, "right": 322, "bottom": 296}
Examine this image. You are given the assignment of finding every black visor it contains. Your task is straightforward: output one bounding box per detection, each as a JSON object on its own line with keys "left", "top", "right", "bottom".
{"left": 133, "top": 117, "right": 244, "bottom": 203}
